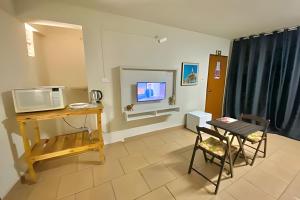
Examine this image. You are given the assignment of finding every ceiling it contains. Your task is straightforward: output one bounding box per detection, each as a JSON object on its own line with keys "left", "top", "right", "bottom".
{"left": 17, "top": 0, "right": 300, "bottom": 39}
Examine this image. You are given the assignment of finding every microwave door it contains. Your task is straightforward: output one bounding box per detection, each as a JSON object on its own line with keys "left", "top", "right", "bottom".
{"left": 15, "top": 89, "right": 53, "bottom": 112}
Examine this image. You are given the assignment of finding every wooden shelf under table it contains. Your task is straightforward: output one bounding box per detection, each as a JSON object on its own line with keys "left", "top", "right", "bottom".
{"left": 30, "top": 130, "right": 99, "bottom": 162}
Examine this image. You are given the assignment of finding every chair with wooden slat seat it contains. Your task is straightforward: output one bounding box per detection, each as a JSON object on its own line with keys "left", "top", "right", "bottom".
{"left": 233, "top": 114, "right": 270, "bottom": 166}
{"left": 188, "top": 126, "right": 236, "bottom": 194}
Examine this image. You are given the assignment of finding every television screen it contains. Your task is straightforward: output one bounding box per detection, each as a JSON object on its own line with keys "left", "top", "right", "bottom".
{"left": 137, "top": 82, "right": 166, "bottom": 102}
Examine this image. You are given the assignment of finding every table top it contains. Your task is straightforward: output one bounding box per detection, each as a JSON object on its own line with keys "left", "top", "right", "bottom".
{"left": 16, "top": 104, "right": 103, "bottom": 122}
{"left": 207, "top": 119, "right": 264, "bottom": 137}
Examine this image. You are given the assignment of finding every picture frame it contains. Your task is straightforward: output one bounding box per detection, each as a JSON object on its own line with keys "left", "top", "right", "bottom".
{"left": 181, "top": 62, "right": 199, "bottom": 86}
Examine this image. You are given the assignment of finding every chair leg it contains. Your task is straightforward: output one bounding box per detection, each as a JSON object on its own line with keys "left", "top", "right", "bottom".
{"left": 188, "top": 144, "right": 198, "bottom": 174}
{"left": 263, "top": 137, "right": 267, "bottom": 158}
{"left": 224, "top": 131, "right": 228, "bottom": 137}
{"left": 203, "top": 151, "right": 208, "bottom": 163}
{"left": 233, "top": 148, "right": 241, "bottom": 165}
{"left": 230, "top": 135, "right": 235, "bottom": 145}
{"left": 215, "top": 158, "right": 226, "bottom": 194}
{"left": 250, "top": 140, "right": 263, "bottom": 166}
{"left": 228, "top": 151, "right": 234, "bottom": 178}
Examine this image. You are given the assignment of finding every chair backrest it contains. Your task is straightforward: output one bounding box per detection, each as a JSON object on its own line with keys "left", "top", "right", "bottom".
{"left": 196, "top": 126, "right": 229, "bottom": 143}
{"left": 239, "top": 114, "right": 270, "bottom": 133}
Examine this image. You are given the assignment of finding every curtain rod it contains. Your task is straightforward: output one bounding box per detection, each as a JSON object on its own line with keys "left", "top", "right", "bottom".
{"left": 234, "top": 25, "right": 299, "bottom": 41}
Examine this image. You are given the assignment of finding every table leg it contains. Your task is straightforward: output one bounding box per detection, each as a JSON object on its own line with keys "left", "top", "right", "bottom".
{"left": 213, "top": 126, "right": 219, "bottom": 133}
{"left": 213, "top": 126, "right": 228, "bottom": 136}
{"left": 33, "top": 120, "right": 41, "bottom": 144}
{"left": 97, "top": 111, "right": 105, "bottom": 163}
{"left": 18, "top": 121, "right": 37, "bottom": 183}
{"left": 236, "top": 136, "right": 248, "bottom": 165}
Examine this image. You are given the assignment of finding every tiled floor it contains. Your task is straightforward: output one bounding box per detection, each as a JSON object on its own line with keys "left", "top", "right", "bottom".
{"left": 4, "top": 127, "right": 300, "bottom": 200}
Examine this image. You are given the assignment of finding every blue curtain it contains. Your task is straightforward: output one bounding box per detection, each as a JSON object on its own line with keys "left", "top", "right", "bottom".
{"left": 224, "top": 28, "right": 300, "bottom": 140}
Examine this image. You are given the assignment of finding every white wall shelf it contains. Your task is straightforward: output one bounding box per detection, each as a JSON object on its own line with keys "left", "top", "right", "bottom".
{"left": 120, "top": 66, "right": 178, "bottom": 122}
{"left": 124, "top": 106, "right": 180, "bottom": 121}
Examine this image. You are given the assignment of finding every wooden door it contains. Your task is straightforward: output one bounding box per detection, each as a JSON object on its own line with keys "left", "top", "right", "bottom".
{"left": 205, "top": 54, "right": 228, "bottom": 119}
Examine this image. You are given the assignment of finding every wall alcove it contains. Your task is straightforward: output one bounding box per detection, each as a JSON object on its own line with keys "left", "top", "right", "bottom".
{"left": 120, "top": 66, "right": 180, "bottom": 121}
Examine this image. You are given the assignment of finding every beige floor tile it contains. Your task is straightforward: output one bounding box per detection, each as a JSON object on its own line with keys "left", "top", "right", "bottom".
{"left": 36, "top": 156, "right": 78, "bottom": 181}
{"left": 4, "top": 181, "right": 33, "bottom": 200}
{"left": 210, "top": 191, "right": 237, "bottom": 200}
{"left": 57, "top": 168, "right": 93, "bottom": 199}
{"left": 166, "top": 172, "right": 214, "bottom": 200}
{"left": 28, "top": 176, "right": 60, "bottom": 200}
{"left": 268, "top": 151, "right": 300, "bottom": 172}
{"left": 179, "top": 148, "right": 206, "bottom": 167}
{"left": 256, "top": 159, "right": 298, "bottom": 182}
{"left": 104, "top": 142, "right": 129, "bottom": 160}
{"left": 119, "top": 154, "right": 149, "bottom": 173}
{"left": 149, "top": 142, "right": 182, "bottom": 156}
{"left": 142, "top": 135, "right": 165, "bottom": 147}
{"left": 78, "top": 151, "right": 103, "bottom": 170}
{"left": 279, "top": 192, "right": 300, "bottom": 200}
{"left": 75, "top": 182, "right": 115, "bottom": 200}
{"left": 229, "top": 164, "right": 251, "bottom": 181}
{"left": 171, "top": 131, "right": 196, "bottom": 147}
{"left": 280, "top": 173, "right": 300, "bottom": 199}
{"left": 93, "top": 159, "right": 124, "bottom": 186}
{"left": 244, "top": 167, "right": 288, "bottom": 198}
{"left": 142, "top": 150, "right": 164, "bottom": 164}
{"left": 59, "top": 195, "right": 75, "bottom": 200}
{"left": 112, "top": 172, "right": 150, "bottom": 200}
{"left": 124, "top": 140, "right": 148, "bottom": 154}
{"left": 226, "top": 179, "right": 275, "bottom": 200}
{"left": 198, "top": 164, "right": 234, "bottom": 192}
{"left": 158, "top": 132, "right": 180, "bottom": 144}
{"left": 136, "top": 187, "right": 175, "bottom": 200}
{"left": 36, "top": 156, "right": 78, "bottom": 171}
{"left": 163, "top": 154, "right": 190, "bottom": 178}
{"left": 140, "top": 163, "right": 176, "bottom": 189}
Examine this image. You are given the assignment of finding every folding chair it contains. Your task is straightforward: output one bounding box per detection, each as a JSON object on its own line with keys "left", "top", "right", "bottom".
{"left": 188, "top": 126, "right": 235, "bottom": 194}
{"left": 233, "top": 114, "right": 270, "bottom": 166}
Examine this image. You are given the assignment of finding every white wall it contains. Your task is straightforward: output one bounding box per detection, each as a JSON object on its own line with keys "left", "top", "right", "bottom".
{"left": 16, "top": 1, "right": 231, "bottom": 138}
{"left": 0, "top": 7, "right": 40, "bottom": 198}
{"left": 0, "top": 0, "right": 15, "bottom": 14}
{"left": 33, "top": 25, "right": 87, "bottom": 88}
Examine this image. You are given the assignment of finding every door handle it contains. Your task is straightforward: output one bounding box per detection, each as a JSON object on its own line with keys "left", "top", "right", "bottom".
{"left": 207, "top": 90, "right": 212, "bottom": 92}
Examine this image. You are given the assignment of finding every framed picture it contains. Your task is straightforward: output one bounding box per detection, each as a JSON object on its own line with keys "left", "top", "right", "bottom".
{"left": 181, "top": 62, "right": 199, "bottom": 86}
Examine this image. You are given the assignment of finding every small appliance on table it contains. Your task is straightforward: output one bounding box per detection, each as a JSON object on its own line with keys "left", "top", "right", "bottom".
{"left": 90, "top": 90, "right": 103, "bottom": 104}
{"left": 12, "top": 86, "right": 66, "bottom": 113}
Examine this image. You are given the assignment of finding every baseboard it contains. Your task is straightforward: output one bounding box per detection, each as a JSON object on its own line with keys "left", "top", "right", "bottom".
{"left": 102, "top": 122, "right": 184, "bottom": 144}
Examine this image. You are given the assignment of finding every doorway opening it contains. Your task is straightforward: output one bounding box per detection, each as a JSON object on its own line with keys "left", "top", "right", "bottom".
{"left": 25, "top": 20, "right": 88, "bottom": 103}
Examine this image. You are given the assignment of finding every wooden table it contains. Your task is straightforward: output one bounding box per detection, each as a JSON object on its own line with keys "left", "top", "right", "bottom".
{"left": 207, "top": 119, "right": 264, "bottom": 165}
{"left": 16, "top": 104, "right": 105, "bottom": 183}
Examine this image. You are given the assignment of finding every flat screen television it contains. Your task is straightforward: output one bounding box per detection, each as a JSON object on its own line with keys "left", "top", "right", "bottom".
{"left": 136, "top": 82, "right": 166, "bottom": 102}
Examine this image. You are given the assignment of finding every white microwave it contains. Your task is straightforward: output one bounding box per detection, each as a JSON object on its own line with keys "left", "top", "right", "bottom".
{"left": 12, "top": 86, "right": 66, "bottom": 113}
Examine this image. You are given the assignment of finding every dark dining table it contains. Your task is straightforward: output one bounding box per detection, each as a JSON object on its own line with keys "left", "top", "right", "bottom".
{"left": 207, "top": 119, "right": 264, "bottom": 165}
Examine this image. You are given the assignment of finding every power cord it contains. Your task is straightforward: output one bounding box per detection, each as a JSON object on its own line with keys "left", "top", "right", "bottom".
{"left": 62, "top": 115, "right": 88, "bottom": 130}
{"left": 62, "top": 115, "right": 95, "bottom": 140}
